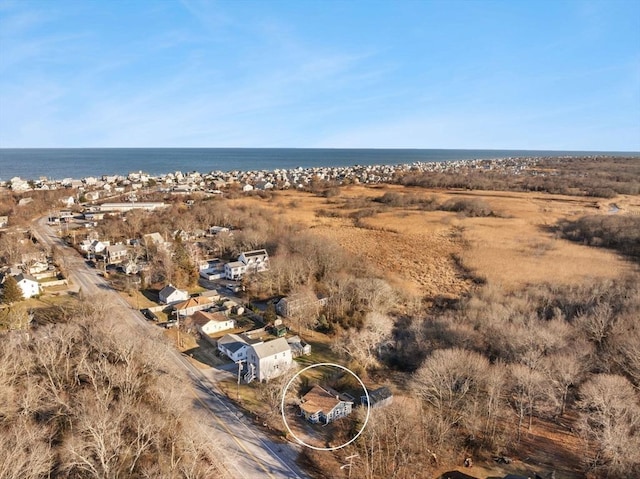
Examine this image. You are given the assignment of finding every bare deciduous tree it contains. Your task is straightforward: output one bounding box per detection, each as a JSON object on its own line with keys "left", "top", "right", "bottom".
{"left": 414, "top": 348, "right": 490, "bottom": 447}
{"left": 332, "top": 311, "right": 393, "bottom": 369}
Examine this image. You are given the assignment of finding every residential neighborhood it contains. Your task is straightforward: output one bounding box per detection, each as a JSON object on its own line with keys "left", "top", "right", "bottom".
{"left": 0, "top": 154, "right": 627, "bottom": 479}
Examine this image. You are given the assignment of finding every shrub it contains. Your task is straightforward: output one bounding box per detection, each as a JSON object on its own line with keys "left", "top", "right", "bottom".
{"left": 439, "top": 198, "right": 496, "bottom": 217}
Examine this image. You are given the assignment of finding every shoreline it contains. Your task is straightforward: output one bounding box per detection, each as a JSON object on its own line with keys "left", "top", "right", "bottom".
{"left": 2, "top": 154, "right": 632, "bottom": 192}
{"left": 2, "top": 147, "right": 639, "bottom": 183}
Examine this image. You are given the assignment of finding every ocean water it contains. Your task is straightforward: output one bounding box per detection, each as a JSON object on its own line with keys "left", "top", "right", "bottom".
{"left": 0, "top": 148, "right": 637, "bottom": 181}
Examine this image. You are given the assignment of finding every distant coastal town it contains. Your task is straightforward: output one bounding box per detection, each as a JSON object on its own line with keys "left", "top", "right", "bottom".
{"left": 2, "top": 156, "right": 558, "bottom": 194}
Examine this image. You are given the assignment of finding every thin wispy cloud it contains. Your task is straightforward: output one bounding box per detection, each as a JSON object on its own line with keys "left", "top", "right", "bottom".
{"left": 0, "top": 0, "right": 638, "bottom": 149}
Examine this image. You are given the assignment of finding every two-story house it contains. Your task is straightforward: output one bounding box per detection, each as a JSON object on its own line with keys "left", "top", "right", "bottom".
{"left": 13, "top": 273, "right": 41, "bottom": 299}
{"left": 239, "top": 249, "right": 269, "bottom": 274}
{"left": 245, "top": 337, "right": 292, "bottom": 383}
{"left": 224, "top": 249, "right": 270, "bottom": 281}
{"left": 105, "top": 244, "right": 128, "bottom": 264}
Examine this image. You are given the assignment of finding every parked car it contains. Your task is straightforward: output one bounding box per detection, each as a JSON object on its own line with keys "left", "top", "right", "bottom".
{"left": 141, "top": 308, "right": 158, "bottom": 321}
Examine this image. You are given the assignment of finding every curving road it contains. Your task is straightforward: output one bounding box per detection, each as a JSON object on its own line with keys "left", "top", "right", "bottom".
{"left": 32, "top": 217, "right": 309, "bottom": 479}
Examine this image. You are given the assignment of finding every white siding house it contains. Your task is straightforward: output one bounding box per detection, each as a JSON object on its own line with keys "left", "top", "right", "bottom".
{"left": 159, "top": 284, "right": 189, "bottom": 305}
{"left": 224, "top": 249, "right": 269, "bottom": 280}
{"left": 245, "top": 337, "right": 292, "bottom": 383}
{"left": 224, "top": 261, "right": 246, "bottom": 281}
{"left": 13, "top": 273, "right": 41, "bottom": 298}
{"left": 238, "top": 249, "right": 269, "bottom": 274}
{"left": 217, "top": 334, "right": 252, "bottom": 362}
{"left": 193, "top": 311, "right": 235, "bottom": 336}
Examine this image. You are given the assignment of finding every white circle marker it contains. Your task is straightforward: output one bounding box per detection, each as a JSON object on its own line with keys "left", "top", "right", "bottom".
{"left": 280, "top": 362, "right": 370, "bottom": 451}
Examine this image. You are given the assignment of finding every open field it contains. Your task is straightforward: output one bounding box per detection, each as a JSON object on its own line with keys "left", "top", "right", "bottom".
{"left": 231, "top": 185, "right": 639, "bottom": 299}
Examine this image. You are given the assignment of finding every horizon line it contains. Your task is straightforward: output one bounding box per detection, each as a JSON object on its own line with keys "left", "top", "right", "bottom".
{"left": 2, "top": 146, "right": 639, "bottom": 154}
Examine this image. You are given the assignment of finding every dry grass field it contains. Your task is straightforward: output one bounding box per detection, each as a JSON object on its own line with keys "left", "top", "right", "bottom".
{"left": 231, "top": 185, "right": 639, "bottom": 299}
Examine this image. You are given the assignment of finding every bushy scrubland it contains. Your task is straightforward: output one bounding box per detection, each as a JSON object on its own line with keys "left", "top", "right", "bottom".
{"left": 0, "top": 298, "right": 226, "bottom": 479}
{"left": 556, "top": 214, "right": 640, "bottom": 261}
{"left": 396, "top": 157, "right": 640, "bottom": 197}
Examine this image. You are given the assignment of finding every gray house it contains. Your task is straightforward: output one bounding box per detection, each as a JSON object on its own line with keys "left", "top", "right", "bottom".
{"left": 361, "top": 386, "right": 393, "bottom": 409}
{"left": 300, "top": 385, "right": 353, "bottom": 424}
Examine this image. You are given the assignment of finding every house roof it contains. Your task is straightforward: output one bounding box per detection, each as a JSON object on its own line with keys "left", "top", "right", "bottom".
{"left": 192, "top": 310, "right": 229, "bottom": 325}
{"left": 300, "top": 385, "right": 345, "bottom": 415}
{"left": 14, "top": 272, "right": 38, "bottom": 283}
{"left": 106, "top": 244, "right": 128, "bottom": 254}
{"left": 250, "top": 337, "right": 290, "bottom": 360}
{"left": 365, "top": 386, "right": 393, "bottom": 405}
{"left": 241, "top": 249, "right": 268, "bottom": 258}
{"left": 226, "top": 261, "right": 245, "bottom": 269}
{"left": 217, "top": 333, "right": 250, "bottom": 354}
{"left": 142, "top": 232, "right": 164, "bottom": 244}
{"left": 174, "top": 296, "right": 212, "bottom": 311}
{"left": 159, "top": 284, "right": 185, "bottom": 298}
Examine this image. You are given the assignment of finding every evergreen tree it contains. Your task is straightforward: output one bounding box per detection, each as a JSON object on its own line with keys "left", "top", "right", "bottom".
{"left": 1, "top": 276, "right": 24, "bottom": 304}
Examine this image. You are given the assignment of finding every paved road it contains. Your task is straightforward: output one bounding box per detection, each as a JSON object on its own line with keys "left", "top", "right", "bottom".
{"left": 31, "top": 217, "right": 308, "bottom": 479}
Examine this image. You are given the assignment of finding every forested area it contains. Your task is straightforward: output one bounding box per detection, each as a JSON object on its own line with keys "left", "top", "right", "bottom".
{"left": 0, "top": 189, "right": 75, "bottom": 227}
{"left": 0, "top": 297, "right": 226, "bottom": 479}
{"left": 300, "top": 277, "right": 640, "bottom": 479}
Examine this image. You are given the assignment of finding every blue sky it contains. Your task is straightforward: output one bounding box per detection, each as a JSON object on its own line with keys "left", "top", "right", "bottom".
{"left": 0, "top": 0, "right": 638, "bottom": 150}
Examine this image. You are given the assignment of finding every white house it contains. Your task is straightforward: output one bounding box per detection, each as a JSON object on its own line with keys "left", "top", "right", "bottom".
{"left": 173, "top": 296, "right": 213, "bottom": 317}
{"left": 159, "top": 284, "right": 189, "bottom": 305}
{"left": 217, "top": 333, "right": 253, "bottom": 362}
{"left": 238, "top": 249, "right": 269, "bottom": 274}
{"left": 199, "top": 259, "right": 225, "bottom": 280}
{"left": 224, "top": 249, "right": 270, "bottom": 281}
{"left": 224, "top": 261, "right": 246, "bottom": 281}
{"left": 80, "top": 239, "right": 108, "bottom": 255}
{"left": 245, "top": 337, "right": 292, "bottom": 383}
{"left": 27, "top": 261, "right": 49, "bottom": 275}
{"left": 254, "top": 181, "right": 274, "bottom": 190}
{"left": 192, "top": 311, "right": 235, "bottom": 336}
{"left": 13, "top": 273, "right": 41, "bottom": 298}
{"left": 300, "top": 385, "right": 354, "bottom": 424}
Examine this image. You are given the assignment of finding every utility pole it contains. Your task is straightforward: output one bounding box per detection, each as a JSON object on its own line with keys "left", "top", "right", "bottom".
{"left": 236, "top": 359, "right": 245, "bottom": 401}
{"left": 176, "top": 310, "right": 181, "bottom": 349}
